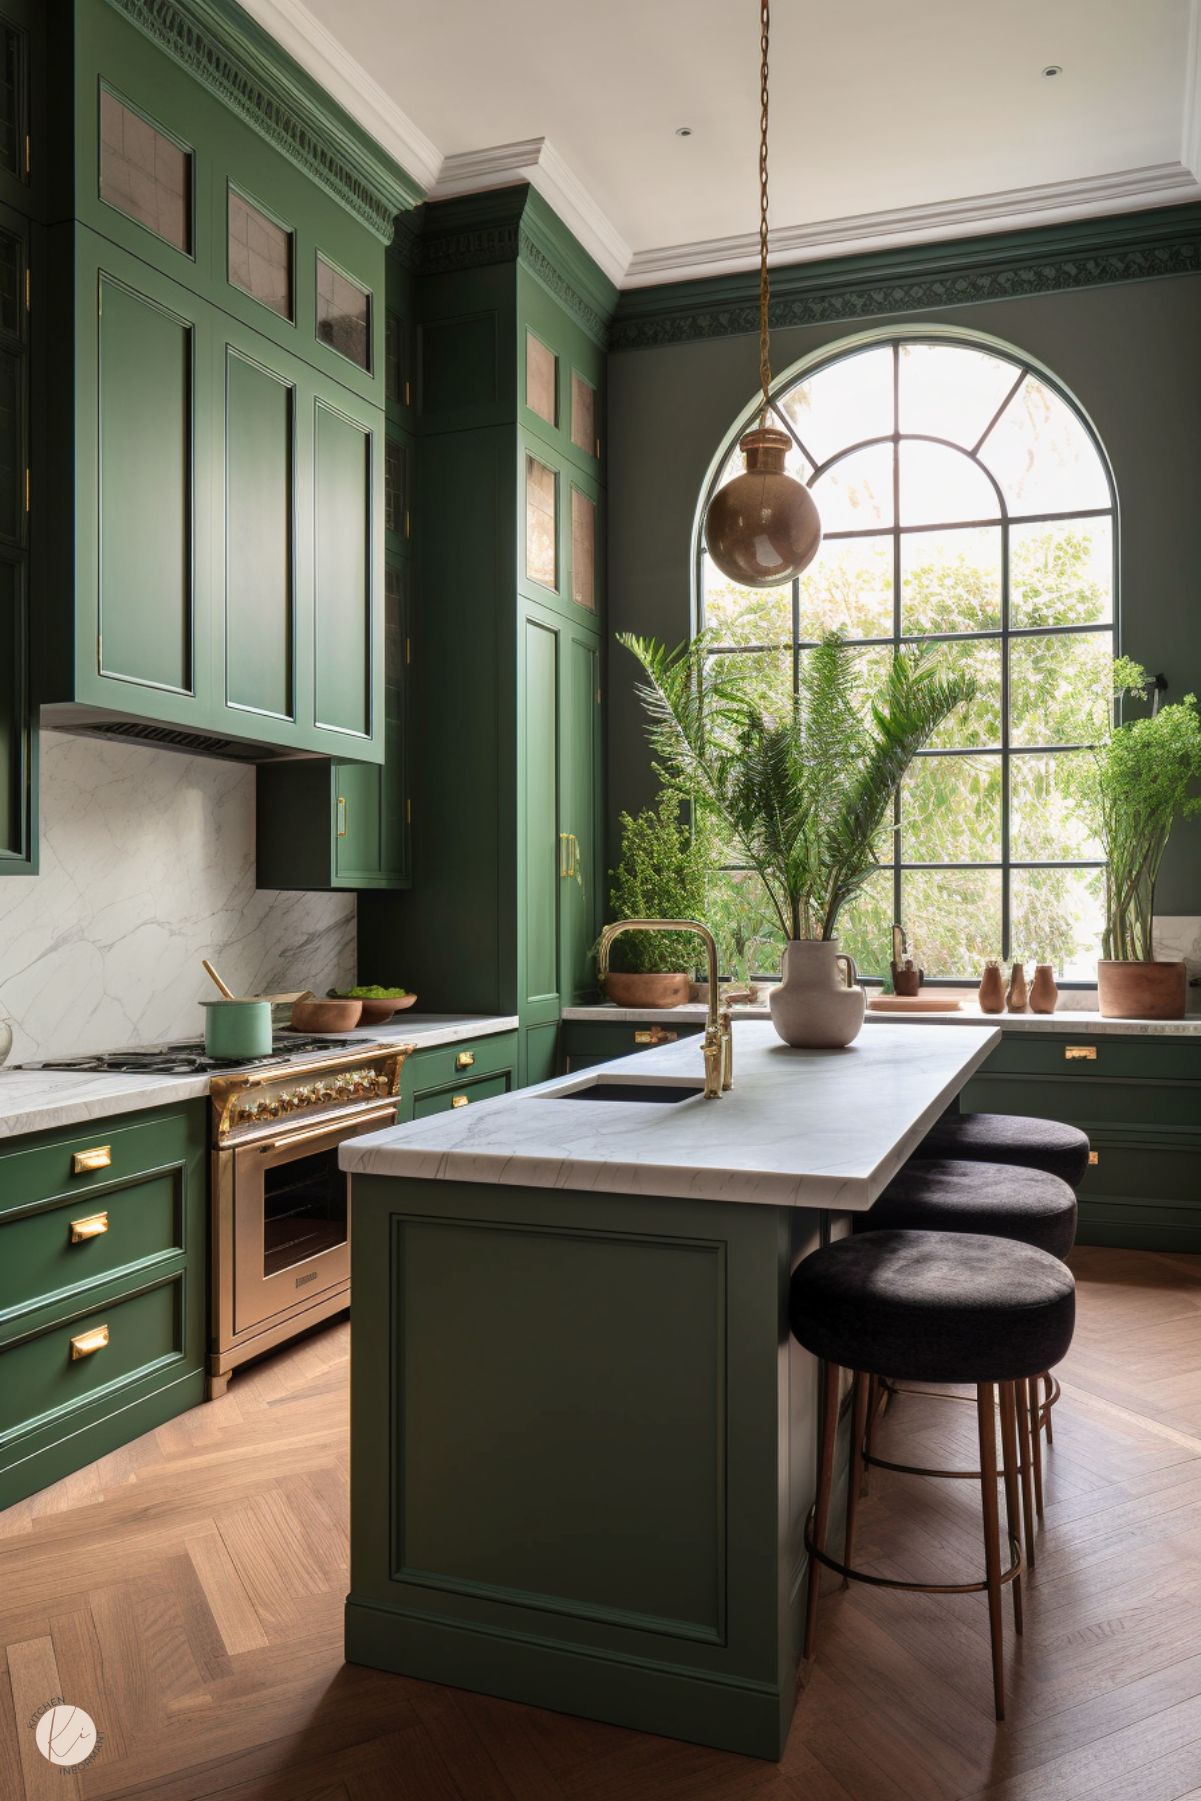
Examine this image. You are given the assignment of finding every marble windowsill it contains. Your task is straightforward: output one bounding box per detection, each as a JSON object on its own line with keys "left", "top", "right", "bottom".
{"left": 340, "top": 1020, "right": 1001, "bottom": 1211}
{"left": 0, "top": 1014, "right": 519, "bottom": 1140}
{"left": 562, "top": 1000, "right": 1201, "bottom": 1037}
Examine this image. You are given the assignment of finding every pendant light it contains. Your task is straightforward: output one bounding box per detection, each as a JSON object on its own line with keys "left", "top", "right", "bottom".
{"left": 704, "top": 0, "right": 822, "bottom": 588}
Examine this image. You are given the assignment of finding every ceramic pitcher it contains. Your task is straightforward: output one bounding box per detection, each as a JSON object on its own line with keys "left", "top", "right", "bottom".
{"left": 769, "top": 940, "right": 866, "bottom": 1048}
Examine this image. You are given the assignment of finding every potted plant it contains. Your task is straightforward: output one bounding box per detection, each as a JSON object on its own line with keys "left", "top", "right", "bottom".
{"left": 603, "top": 792, "right": 710, "bottom": 1007}
{"left": 1076, "top": 659, "right": 1201, "bottom": 1019}
{"left": 619, "top": 630, "right": 974, "bottom": 1046}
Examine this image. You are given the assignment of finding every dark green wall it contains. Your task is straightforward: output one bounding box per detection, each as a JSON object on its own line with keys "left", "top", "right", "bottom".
{"left": 606, "top": 271, "right": 1201, "bottom": 913}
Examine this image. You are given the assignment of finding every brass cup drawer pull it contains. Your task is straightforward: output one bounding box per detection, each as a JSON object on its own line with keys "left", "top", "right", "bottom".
{"left": 455, "top": 1050, "right": 475, "bottom": 1070}
{"left": 70, "top": 1324, "right": 109, "bottom": 1360}
{"left": 451, "top": 1094, "right": 470, "bottom": 1108}
{"left": 1064, "top": 1045, "right": 1097, "bottom": 1062}
{"left": 69, "top": 1210, "right": 109, "bottom": 1244}
{"left": 634, "top": 1028, "right": 678, "bottom": 1046}
{"left": 72, "top": 1144, "right": 112, "bottom": 1175}
{"left": 1088, "top": 1150, "right": 1099, "bottom": 1165}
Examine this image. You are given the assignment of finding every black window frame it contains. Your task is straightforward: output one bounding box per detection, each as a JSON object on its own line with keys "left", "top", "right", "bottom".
{"left": 695, "top": 330, "right": 1119, "bottom": 985}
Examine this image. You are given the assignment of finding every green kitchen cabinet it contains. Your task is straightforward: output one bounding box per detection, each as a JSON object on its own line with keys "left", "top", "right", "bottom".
{"left": 957, "top": 1032, "right": 1201, "bottom": 1251}
{"left": 0, "top": 197, "right": 32, "bottom": 873}
{"left": 560, "top": 1018, "right": 705, "bottom": 1072}
{"left": 257, "top": 559, "right": 411, "bottom": 889}
{"left": 390, "top": 1032, "right": 520, "bottom": 1124}
{"left": 0, "top": 1100, "right": 208, "bottom": 1511}
{"left": 359, "top": 187, "right": 616, "bottom": 1084}
{"left": 0, "top": 0, "right": 47, "bottom": 223}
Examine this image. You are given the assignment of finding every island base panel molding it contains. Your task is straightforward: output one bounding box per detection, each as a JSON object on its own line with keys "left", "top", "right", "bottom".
{"left": 346, "top": 1175, "right": 851, "bottom": 1761}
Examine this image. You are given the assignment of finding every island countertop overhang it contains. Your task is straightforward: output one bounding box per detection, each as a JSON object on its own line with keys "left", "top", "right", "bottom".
{"left": 340, "top": 1019, "right": 1001, "bottom": 1210}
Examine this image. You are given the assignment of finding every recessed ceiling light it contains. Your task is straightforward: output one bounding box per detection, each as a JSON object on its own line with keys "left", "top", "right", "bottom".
{"left": 675, "top": 125, "right": 693, "bottom": 137}
{"left": 1042, "top": 64, "right": 1063, "bottom": 77}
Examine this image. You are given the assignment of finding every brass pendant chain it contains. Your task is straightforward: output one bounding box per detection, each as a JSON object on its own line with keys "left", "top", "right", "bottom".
{"left": 758, "top": 0, "right": 772, "bottom": 426}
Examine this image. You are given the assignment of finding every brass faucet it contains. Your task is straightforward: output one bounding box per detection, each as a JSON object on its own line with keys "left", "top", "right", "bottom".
{"left": 596, "top": 919, "right": 732, "bottom": 1099}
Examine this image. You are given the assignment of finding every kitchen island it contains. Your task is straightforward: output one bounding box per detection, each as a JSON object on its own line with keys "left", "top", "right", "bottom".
{"left": 339, "top": 1021, "right": 999, "bottom": 1759}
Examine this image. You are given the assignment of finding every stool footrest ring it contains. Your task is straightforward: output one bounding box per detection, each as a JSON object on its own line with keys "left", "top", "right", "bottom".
{"left": 805, "top": 1508, "right": 1023, "bottom": 1597}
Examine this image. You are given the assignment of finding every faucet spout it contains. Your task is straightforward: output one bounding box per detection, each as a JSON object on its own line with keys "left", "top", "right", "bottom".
{"left": 597, "top": 919, "right": 733, "bottom": 1098}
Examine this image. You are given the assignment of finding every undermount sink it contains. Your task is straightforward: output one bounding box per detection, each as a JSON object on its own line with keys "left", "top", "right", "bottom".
{"left": 548, "top": 1079, "right": 703, "bottom": 1105}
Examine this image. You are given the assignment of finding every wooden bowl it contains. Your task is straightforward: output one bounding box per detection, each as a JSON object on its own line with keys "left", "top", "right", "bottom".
{"left": 290, "top": 998, "right": 363, "bottom": 1033}
{"left": 356, "top": 994, "right": 417, "bottom": 1025}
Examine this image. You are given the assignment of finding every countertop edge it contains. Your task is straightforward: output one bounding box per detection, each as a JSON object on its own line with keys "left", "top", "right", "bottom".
{"left": 561, "top": 1003, "right": 1201, "bottom": 1037}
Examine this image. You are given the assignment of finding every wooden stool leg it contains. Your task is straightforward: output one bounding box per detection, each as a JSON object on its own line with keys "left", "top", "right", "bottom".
{"left": 842, "top": 1371, "right": 871, "bottom": 1586}
{"left": 976, "top": 1382, "right": 1006, "bottom": 1722}
{"left": 1042, "top": 1371, "right": 1054, "bottom": 1445}
{"left": 998, "top": 1381, "right": 1024, "bottom": 1636}
{"left": 1013, "top": 1374, "right": 1037, "bottom": 1569}
{"left": 805, "top": 1359, "right": 842, "bottom": 1660}
{"left": 1027, "top": 1375, "right": 1045, "bottom": 1520}
{"left": 861, "top": 1374, "right": 880, "bottom": 1496}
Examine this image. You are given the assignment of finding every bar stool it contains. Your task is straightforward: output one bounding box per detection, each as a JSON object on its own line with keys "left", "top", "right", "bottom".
{"left": 863, "top": 1159, "right": 1076, "bottom": 1554}
{"left": 791, "top": 1229, "right": 1075, "bottom": 1719}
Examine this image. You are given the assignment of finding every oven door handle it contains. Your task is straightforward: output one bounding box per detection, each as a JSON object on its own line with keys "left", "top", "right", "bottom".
{"left": 254, "top": 1103, "right": 399, "bottom": 1155}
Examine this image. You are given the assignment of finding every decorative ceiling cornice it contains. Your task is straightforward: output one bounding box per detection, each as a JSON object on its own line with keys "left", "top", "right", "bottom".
{"left": 108, "top": 0, "right": 423, "bottom": 239}
{"left": 417, "top": 187, "right": 618, "bottom": 348}
{"left": 610, "top": 201, "right": 1201, "bottom": 352}
{"left": 431, "top": 139, "right": 630, "bottom": 288}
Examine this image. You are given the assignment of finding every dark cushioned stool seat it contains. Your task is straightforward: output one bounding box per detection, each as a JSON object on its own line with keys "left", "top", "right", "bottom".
{"left": 791, "top": 1229, "right": 1075, "bottom": 1385}
{"left": 866, "top": 1158, "right": 1077, "bottom": 1261}
{"left": 917, "top": 1111, "right": 1090, "bottom": 1189}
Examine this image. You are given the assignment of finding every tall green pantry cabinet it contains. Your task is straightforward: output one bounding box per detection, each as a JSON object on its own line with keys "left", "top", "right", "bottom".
{"left": 0, "top": 0, "right": 43, "bottom": 875}
{"left": 358, "top": 188, "right": 615, "bottom": 1083}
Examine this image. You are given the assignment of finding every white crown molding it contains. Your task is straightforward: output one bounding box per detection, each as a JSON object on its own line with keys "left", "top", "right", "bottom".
{"left": 623, "top": 163, "right": 1201, "bottom": 288}
{"left": 234, "top": 0, "right": 442, "bottom": 194}
{"left": 431, "top": 138, "right": 631, "bottom": 287}
{"left": 1185, "top": 0, "right": 1201, "bottom": 178}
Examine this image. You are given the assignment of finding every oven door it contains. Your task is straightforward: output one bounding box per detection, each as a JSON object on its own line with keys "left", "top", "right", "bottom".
{"left": 231, "top": 1103, "right": 396, "bottom": 1336}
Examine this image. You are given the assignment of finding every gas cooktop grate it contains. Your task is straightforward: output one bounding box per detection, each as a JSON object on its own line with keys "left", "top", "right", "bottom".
{"left": 19, "top": 1036, "right": 358, "bottom": 1076}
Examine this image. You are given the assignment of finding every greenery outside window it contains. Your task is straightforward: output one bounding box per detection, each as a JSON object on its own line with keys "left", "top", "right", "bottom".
{"left": 697, "top": 333, "right": 1117, "bottom": 982}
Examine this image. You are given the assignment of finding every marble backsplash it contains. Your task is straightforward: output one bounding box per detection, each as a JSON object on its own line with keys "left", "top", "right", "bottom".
{"left": 0, "top": 731, "right": 356, "bottom": 1064}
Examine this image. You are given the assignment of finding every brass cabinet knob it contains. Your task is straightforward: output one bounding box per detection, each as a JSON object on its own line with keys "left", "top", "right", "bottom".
{"left": 69, "top": 1211, "right": 109, "bottom": 1244}
{"left": 455, "top": 1050, "right": 475, "bottom": 1070}
{"left": 451, "top": 1094, "right": 470, "bottom": 1108}
{"left": 70, "top": 1324, "right": 109, "bottom": 1360}
{"left": 71, "top": 1145, "right": 111, "bottom": 1175}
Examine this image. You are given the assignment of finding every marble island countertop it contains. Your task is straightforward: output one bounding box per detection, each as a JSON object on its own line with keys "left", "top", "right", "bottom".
{"left": 341, "top": 1019, "right": 1001, "bottom": 1211}
{"left": 563, "top": 999, "right": 1201, "bottom": 1037}
{"left": 0, "top": 1013, "right": 519, "bottom": 1140}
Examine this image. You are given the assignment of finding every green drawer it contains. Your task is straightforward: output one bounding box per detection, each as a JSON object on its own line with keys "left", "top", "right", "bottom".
{"left": 0, "top": 1274, "right": 187, "bottom": 1449}
{"left": 961, "top": 1071, "right": 1201, "bottom": 1133}
{"left": 1080, "top": 1137, "right": 1201, "bottom": 1206}
{"left": 403, "top": 1032, "right": 518, "bottom": 1099}
{"left": 0, "top": 1164, "right": 187, "bottom": 1330}
{"left": 561, "top": 1020, "right": 704, "bottom": 1068}
{"left": 981, "top": 1035, "right": 1201, "bottom": 1081}
{"left": 0, "top": 1105, "right": 204, "bottom": 1216}
{"left": 412, "top": 1074, "right": 510, "bottom": 1120}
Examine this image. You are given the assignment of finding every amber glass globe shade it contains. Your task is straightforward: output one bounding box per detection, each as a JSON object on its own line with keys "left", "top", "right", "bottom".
{"left": 705, "top": 426, "right": 822, "bottom": 587}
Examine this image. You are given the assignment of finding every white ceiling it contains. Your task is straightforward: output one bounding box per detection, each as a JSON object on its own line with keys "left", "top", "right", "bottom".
{"left": 244, "top": 0, "right": 1201, "bottom": 286}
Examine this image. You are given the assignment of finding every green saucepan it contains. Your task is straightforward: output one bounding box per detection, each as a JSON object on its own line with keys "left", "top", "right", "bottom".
{"left": 201, "top": 999, "right": 273, "bottom": 1062}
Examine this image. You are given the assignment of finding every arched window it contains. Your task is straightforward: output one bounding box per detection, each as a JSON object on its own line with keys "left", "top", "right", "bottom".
{"left": 697, "top": 331, "right": 1116, "bottom": 983}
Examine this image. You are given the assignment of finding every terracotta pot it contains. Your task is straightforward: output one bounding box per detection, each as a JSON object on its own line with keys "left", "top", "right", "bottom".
{"left": 1029, "top": 965, "right": 1059, "bottom": 1014}
{"left": 978, "top": 961, "right": 1005, "bottom": 1014}
{"left": 1097, "top": 959, "right": 1187, "bottom": 1020}
{"left": 1006, "top": 962, "right": 1028, "bottom": 1013}
{"left": 605, "top": 971, "right": 692, "bottom": 1009}
{"left": 768, "top": 940, "right": 865, "bottom": 1049}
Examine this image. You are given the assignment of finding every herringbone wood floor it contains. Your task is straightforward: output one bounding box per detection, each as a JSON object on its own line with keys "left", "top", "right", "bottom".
{"left": 4, "top": 1246, "right": 1201, "bottom": 1800}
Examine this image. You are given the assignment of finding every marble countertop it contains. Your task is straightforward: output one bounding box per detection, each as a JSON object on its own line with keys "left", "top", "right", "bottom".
{"left": 0, "top": 1014, "right": 519, "bottom": 1141}
{"left": 562, "top": 1000, "right": 1201, "bottom": 1037}
{"left": 340, "top": 1019, "right": 1001, "bottom": 1211}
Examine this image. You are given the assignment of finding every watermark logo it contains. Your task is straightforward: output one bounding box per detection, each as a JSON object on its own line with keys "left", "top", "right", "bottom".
{"left": 29, "top": 1698, "right": 103, "bottom": 1770}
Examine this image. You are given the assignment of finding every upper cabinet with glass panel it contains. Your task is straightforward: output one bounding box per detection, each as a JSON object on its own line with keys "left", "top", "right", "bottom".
{"left": 316, "top": 254, "right": 371, "bottom": 372}
{"left": 228, "top": 188, "right": 292, "bottom": 321}
{"left": 99, "top": 88, "right": 191, "bottom": 254}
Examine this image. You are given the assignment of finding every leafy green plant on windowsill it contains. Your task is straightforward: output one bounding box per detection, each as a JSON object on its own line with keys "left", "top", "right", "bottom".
{"left": 604, "top": 792, "right": 710, "bottom": 976}
{"left": 1074, "top": 659, "right": 1201, "bottom": 1009}
{"left": 618, "top": 630, "right": 976, "bottom": 946}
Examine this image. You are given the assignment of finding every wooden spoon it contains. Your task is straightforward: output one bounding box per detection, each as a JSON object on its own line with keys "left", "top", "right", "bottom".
{"left": 202, "top": 959, "right": 237, "bottom": 1000}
